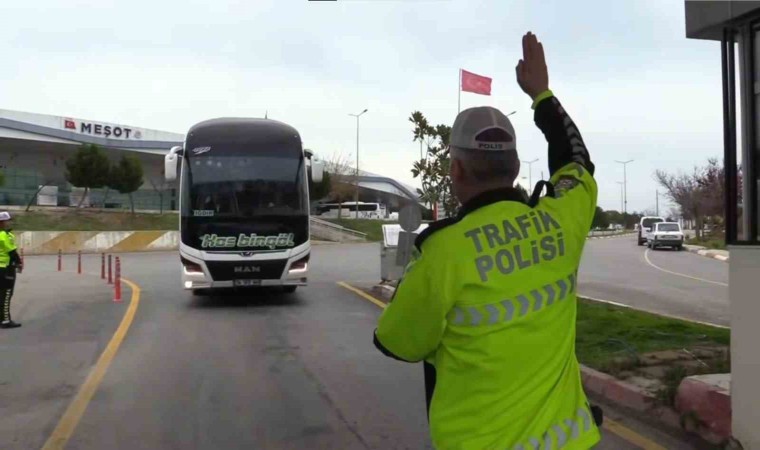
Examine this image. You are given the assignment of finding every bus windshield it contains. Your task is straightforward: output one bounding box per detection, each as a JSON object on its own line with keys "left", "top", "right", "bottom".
{"left": 182, "top": 154, "right": 308, "bottom": 218}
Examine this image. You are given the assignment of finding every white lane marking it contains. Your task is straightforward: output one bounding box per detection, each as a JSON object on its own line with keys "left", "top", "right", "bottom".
{"left": 643, "top": 249, "right": 728, "bottom": 287}
{"left": 581, "top": 295, "right": 729, "bottom": 329}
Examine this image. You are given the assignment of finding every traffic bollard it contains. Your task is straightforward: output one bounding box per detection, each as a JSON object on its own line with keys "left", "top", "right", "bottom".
{"left": 77, "top": 251, "right": 82, "bottom": 274}
{"left": 58, "top": 249, "right": 62, "bottom": 271}
{"left": 113, "top": 257, "right": 122, "bottom": 303}
{"left": 108, "top": 255, "right": 113, "bottom": 284}
{"left": 101, "top": 253, "right": 106, "bottom": 279}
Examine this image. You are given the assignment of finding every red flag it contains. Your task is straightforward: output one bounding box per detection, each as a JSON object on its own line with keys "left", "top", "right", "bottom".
{"left": 460, "top": 69, "right": 492, "bottom": 95}
{"left": 64, "top": 118, "right": 76, "bottom": 130}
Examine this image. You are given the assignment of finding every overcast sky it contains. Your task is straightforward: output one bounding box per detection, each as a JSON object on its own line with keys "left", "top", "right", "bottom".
{"left": 0, "top": 0, "right": 726, "bottom": 213}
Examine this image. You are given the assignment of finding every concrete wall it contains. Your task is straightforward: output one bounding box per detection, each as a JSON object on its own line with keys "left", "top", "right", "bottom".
{"left": 17, "top": 231, "right": 178, "bottom": 255}
{"left": 16, "top": 223, "right": 366, "bottom": 255}
{"left": 309, "top": 219, "right": 366, "bottom": 243}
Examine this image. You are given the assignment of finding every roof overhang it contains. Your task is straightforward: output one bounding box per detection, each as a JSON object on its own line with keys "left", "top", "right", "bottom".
{"left": 332, "top": 174, "right": 423, "bottom": 204}
{"left": 686, "top": 0, "right": 760, "bottom": 41}
{"left": 0, "top": 109, "right": 183, "bottom": 153}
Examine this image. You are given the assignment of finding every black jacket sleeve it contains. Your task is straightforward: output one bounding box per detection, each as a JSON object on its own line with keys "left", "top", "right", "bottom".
{"left": 9, "top": 250, "right": 21, "bottom": 266}
{"left": 533, "top": 96, "right": 594, "bottom": 177}
{"left": 373, "top": 329, "right": 416, "bottom": 362}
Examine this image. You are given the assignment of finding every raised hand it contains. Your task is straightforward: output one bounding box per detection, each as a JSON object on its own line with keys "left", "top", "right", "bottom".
{"left": 515, "top": 32, "right": 549, "bottom": 100}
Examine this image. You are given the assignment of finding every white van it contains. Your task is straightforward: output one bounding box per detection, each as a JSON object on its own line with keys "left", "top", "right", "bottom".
{"left": 638, "top": 216, "right": 665, "bottom": 246}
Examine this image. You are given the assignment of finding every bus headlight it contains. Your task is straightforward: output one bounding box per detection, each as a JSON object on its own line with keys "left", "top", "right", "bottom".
{"left": 181, "top": 256, "right": 204, "bottom": 275}
{"left": 289, "top": 254, "right": 309, "bottom": 274}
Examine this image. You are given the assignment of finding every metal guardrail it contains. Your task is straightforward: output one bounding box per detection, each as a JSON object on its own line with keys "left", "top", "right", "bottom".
{"left": 309, "top": 216, "right": 368, "bottom": 238}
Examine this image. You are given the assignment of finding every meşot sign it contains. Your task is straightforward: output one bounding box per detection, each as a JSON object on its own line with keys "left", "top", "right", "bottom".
{"left": 200, "top": 233, "right": 296, "bottom": 250}
{"left": 62, "top": 117, "right": 143, "bottom": 140}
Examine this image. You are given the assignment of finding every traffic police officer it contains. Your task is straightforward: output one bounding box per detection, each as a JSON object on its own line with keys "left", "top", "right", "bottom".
{"left": 0, "top": 211, "right": 23, "bottom": 329}
{"left": 374, "top": 32, "right": 601, "bottom": 449}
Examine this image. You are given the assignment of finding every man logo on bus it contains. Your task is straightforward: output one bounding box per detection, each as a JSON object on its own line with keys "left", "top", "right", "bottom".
{"left": 200, "top": 233, "right": 295, "bottom": 250}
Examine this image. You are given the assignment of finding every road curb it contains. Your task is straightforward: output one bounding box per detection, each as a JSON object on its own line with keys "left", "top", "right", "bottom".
{"left": 684, "top": 245, "right": 730, "bottom": 263}
{"left": 586, "top": 232, "right": 636, "bottom": 241}
{"left": 675, "top": 375, "right": 732, "bottom": 444}
{"left": 371, "top": 283, "right": 395, "bottom": 301}
{"left": 369, "top": 282, "right": 731, "bottom": 445}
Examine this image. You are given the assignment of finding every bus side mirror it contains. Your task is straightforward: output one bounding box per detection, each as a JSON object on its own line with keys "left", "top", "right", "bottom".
{"left": 311, "top": 159, "right": 324, "bottom": 183}
{"left": 165, "top": 146, "right": 183, "bottom": 182}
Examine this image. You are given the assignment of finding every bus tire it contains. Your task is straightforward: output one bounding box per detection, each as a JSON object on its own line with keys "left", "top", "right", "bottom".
{"left": 283, "top": 286, "right": 297, "bottom": 293}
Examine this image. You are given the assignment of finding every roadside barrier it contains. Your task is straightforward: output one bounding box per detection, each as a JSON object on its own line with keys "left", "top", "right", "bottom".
{"left": 113, "top": 257, "right": 122, "bottom": 303}
{"left": 48, "top": 250, "right": 126, "bottom": 305}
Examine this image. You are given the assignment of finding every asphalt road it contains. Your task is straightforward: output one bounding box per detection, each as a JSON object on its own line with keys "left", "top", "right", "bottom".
{"left": 579, "top": 235, "right": 729, "bottom": 326}
{"left": 2, "top": 241, "right": 722, "bottom": 450}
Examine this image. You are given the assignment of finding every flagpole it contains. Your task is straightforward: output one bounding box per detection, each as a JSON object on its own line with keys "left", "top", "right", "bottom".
{"left": 458, "top": 69, "right": 461, "bottom": 113}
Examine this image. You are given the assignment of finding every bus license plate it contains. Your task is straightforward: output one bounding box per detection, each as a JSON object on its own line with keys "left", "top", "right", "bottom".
{"left": 234, "top": 279, "right": 261, "bottom": 287}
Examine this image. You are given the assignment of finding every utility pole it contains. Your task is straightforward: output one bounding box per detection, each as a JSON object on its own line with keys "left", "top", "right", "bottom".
{"left": 656, "top": 190, "right": 660, "bottom": 217}
{"left": 616, "top": 182, "right": 624, "bottom": 213}
{"left": 615, "top": 160, "right": 634, "bottom": 216}
{"left": 349, "top": 109, "right": 368, "bottom": 219}
{"left": 522, "top": 158, "right": 539, "bottom": 188}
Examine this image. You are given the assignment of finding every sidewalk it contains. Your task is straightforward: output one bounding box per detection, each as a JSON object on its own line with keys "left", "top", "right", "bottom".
{"left": 0, "top": 261, "right": 123, "bottom": 450}
{"left": 684, "top": 244, "right": 730, "bottom": 262}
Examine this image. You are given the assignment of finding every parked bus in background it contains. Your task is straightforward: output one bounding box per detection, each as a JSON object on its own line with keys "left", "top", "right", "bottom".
{"left": 316, "top": 201, "right": 386, "bottom": 219}
{"left": 164, "top": 117, "right": 324, "bottom": 294}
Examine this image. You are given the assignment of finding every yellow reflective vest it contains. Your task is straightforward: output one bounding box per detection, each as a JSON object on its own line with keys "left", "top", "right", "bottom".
{"left": 375, "top": 94, "right": 601, "bottom": 449}
{"left": 0, "top": 230, "right": 17, "bottom": 269}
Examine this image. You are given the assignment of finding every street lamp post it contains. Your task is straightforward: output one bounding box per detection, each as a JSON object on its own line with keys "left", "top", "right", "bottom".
{"left": 616, "top": 181, "right": 625, "bottom": 215}
{"left": 522, "top": 158, "right": 539, "bottom": 188}
{"left": 349, "top": 109, "right": 368, "bottom": 219}
{"left": 615, "top": 159, "right": 634, "bottom": 216}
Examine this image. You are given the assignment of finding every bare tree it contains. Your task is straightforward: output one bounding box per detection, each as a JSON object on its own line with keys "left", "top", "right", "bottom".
{"left": 325, "top": 152, "right": 357, "bottom": 218}
{"left": 667, "top": 206, "right": 682, "bottom": 223}
{"left": 642, "top": 208, "right": 658, "bottom": 217}
{"left": 148, "top": 176, "right": 167, "bottom": 214}
{"left": 25, "top": 176, "right": 56, "bottom": 211}
{"left": 654, "top": 168, "right": 705, "bottom": 239}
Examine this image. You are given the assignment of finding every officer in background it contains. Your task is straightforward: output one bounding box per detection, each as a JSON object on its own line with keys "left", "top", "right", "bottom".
{"left": 373, "top": 32, "right": 601, "bottom": 449}
{"left": 0, "top": 211, "right": 23, "bottom": 329}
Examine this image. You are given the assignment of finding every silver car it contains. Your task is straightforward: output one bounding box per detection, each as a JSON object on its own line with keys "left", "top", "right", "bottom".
{"left": 647, "top": 222, "right": 685, "bottom": 250}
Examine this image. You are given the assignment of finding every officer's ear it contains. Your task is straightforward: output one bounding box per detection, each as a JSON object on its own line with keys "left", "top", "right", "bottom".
{"left": 450, "top": 157, "right": 466, "bottom": 184}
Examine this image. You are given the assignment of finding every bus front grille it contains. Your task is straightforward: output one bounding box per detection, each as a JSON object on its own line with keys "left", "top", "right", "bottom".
{"left": 205, "top": 259, "right": 288, "bottom": 281}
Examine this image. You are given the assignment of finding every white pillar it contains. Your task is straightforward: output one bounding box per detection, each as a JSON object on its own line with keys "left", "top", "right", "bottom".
{"left": 730, "top": 246, "right": 760, "bottom": 447}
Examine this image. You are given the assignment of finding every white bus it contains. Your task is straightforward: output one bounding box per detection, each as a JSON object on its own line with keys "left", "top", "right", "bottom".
{"left": 164, "top": 118, "right": 324, "bottom": 294}
{"left": 316, "top": 201, "right": 386, "bottom": 219}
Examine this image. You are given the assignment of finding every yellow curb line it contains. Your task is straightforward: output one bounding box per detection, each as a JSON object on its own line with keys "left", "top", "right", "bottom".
{"left": 41, "top": 277, "right": 141, "bottom": 450}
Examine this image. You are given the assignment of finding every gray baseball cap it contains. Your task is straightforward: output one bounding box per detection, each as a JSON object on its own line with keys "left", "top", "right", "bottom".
{"left": 450, "top": 106, "right": 516, "bottom": 152}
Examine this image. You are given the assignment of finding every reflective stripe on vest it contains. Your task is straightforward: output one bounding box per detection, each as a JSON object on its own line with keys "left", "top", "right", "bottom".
{"left": 448, "top": 272, "right": 577, "bottom": 327}
{"left": 511, "top": 406, "right": 593, "bottom": 450}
